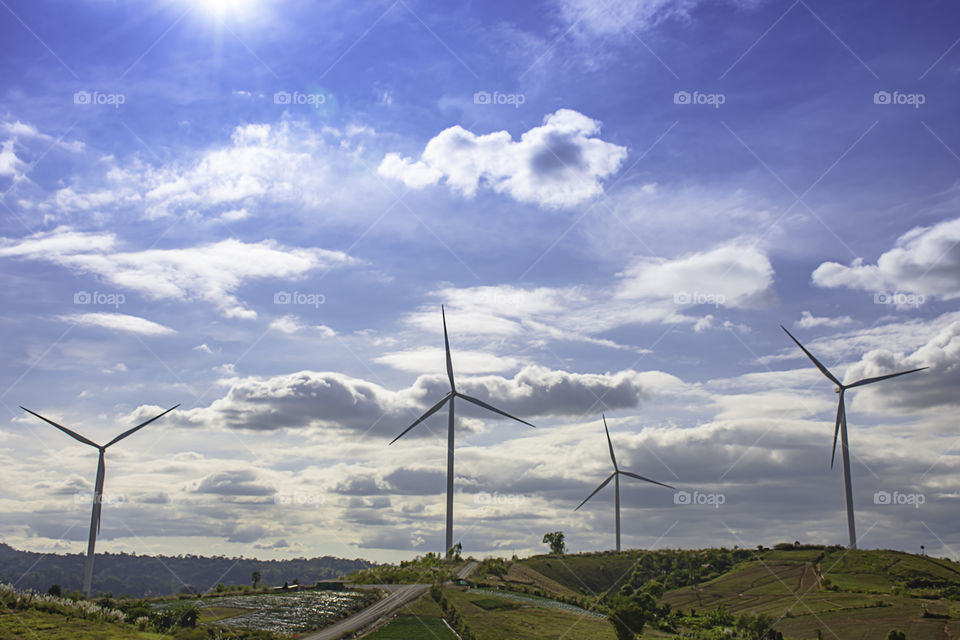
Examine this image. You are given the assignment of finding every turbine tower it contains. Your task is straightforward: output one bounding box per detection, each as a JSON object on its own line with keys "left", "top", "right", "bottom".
{"left": 575, "top": 415, "right": 673, "bottom": 552}
{"left": 389, "top": 306, "right": 535, "bottom": 558}
{"left": 781, "top": 325, "right": 926, "bottom": 549}
{"left": 21, "top": 404, "right": 179, "bottom": 596}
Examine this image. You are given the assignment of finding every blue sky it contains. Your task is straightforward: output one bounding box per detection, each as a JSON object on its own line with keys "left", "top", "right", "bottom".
{"left": 1, "top": 0, "right": 959, "bottom": 567}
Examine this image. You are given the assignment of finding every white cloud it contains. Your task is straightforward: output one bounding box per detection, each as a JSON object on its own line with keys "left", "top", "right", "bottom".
{"left": 269, "top": 315, "right": 337, "bottom": 337}
{"left": 616, "top": 242, "right": 775, "bottom": 309}
{"left": 172, "top": 364, "right": 681, "bottom": 438}
{"left": 57, "top": 312, "right": 176, "bottom": 336}
{"left": 0, "top": 121, "right": 84, "bottom": 184}
{"left": 0, "top": 226, "right": 115, "bottom": 257}
{"left": 812, "top": 217, "right": 960, "bottom": 300}
{"left": 843, "top": 317, "right": 960, "bottom": 414}
{"left": 556, "top": 0, "right": 761, "bottom": 38}
{"left": 796, "top": 311, "right": 854, "bottom": 329}
{"left": 0, "top": 228, "right": 357, "bottom": 319}
{"left": 375, "top": 348, "right": 522, "bottom": 374}
{"left": 378, "top": 109, "right": 627, "bottom": 208}
{"left": 39, "top": 120, "right": 379, "bottom": 221}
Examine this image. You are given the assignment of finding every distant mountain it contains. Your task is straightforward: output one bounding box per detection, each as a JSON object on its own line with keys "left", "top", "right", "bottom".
{"left": 0, "top": 543, "right": 374, "bottom": 597}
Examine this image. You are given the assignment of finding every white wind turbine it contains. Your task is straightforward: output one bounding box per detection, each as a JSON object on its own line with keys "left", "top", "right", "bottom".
{"left": 389, "top": 306, "right": 535, "bottom": 557}
{"left": 21, "top": 404, "right": 179, "bottom": 596}
{"left": 575, "top": 415, "right": 673, "bottom": 552}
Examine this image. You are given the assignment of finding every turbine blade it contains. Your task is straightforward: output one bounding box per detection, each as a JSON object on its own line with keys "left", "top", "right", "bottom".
{"left": 389, "top": 396, "right": 451, "bottom": 445}
{"left": 442, "top": 305, "right": 455, "bottom": 392}
{"left": 846, "top": 367, "right": 928, "bottom": 389}
{"left": 780, "top": 325, "right": 842, "bottom": 387}
{"left": 602, "top": 414, "right": 617, "bottom": 470}
{"left": 830, "top": 392, "right": 844, "bottom": 470}
{"left": 105, "top": 404, "right": 180, "bottom": 448}
{"left": 456, "top": 393, "right": 535, "bottom": 428}
{"left": 574, "top": 472, "right": 616, "bottom": 511}
{"left": 619, "top": 470, "right": 674, "bottom": 490}
{"left": 20, "top": 407, "right": 100, "bottom": 448}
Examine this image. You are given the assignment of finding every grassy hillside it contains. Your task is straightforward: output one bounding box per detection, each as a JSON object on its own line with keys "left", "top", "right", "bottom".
{"left": 519, "top": 552, "right": 642, "bottom": 596}
{"left": 510, "top": 545, "right": 960, "bottom": 639}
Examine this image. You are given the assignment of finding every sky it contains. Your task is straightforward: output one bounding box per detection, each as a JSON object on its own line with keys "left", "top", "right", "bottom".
{"left": 0, "top": 0, "right": 959, "bottom": 569}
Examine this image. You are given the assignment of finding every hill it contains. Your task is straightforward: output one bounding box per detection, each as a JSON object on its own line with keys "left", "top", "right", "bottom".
{"left": 0, "top": 543, "right": 372, "bottom": 597}
{"left": 508, "top": 545, "right": 960, "bottom": 639}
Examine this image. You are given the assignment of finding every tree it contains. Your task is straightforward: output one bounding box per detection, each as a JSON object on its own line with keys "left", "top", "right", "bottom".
{"left": 46, "top": 584, "right": 61, "bottom": 597}
{"left": 607, "top": 581, "right": 664, "bottom": 640}
{"left": 542, "top": 531, "right": 566, "bottom": 555}
{"left": 251, "top": 571, "right": 261, "bottom": 588}
{"left": 448, "top": 542, "right": 463, "bottom": 561}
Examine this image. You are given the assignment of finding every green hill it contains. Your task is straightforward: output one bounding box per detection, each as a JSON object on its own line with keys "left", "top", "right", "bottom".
{"left": 510, "top": 546, "right": 960, "bottom": 639}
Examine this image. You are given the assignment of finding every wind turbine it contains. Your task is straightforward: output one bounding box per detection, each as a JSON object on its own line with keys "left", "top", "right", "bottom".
{"left": 389, "top": 306, "right": 535, "bottom": 558}
{"left": 575, "top": 415, "right": 673, "bottom": 552}
{"left": 21, "top": 403, "right": 180, "bottom": 596}
{"left": 781, "top": 325, "right": 926, "bottom": 549}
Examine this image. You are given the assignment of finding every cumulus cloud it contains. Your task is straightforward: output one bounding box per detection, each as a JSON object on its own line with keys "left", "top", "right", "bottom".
{"left": 616, "top": 242, "right": 775, "bottom": 309}
{"left": 57, "top": 312, "right": 176, "bottom": 336}
{"left": 0, "top": 228, "right": 357, "bottom": 319}
{"left": 843, "top": 319, "right": 960, "bottom": 413}
{"left": 172, "top": 365, "right": 681, "bottom": 437}
{"left": 812, "top": 217, "right": 960, "bottom": 300}
{"left": 193, "top": 470, "right": 275, "bottom": 496}
{"left": 378, "top": 109, "right": 627, "bottom": 207}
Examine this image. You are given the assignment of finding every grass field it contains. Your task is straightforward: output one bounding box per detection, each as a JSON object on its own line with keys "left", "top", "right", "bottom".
{"left": 365, "top": 615, "right": 458, "bottom": 640}
{"left": 0, "top": 608, "right": 165, "bottom": 640}
{"left": 446, "top": 587, "right": 618, "bottom": 640}
{"left": 519, "top": 552, "right": 639, "bottom": 596}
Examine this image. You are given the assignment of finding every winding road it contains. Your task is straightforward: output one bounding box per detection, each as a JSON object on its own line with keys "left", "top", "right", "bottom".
{"left": 302, "top": 561, "right": 478, "bottom": 640}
